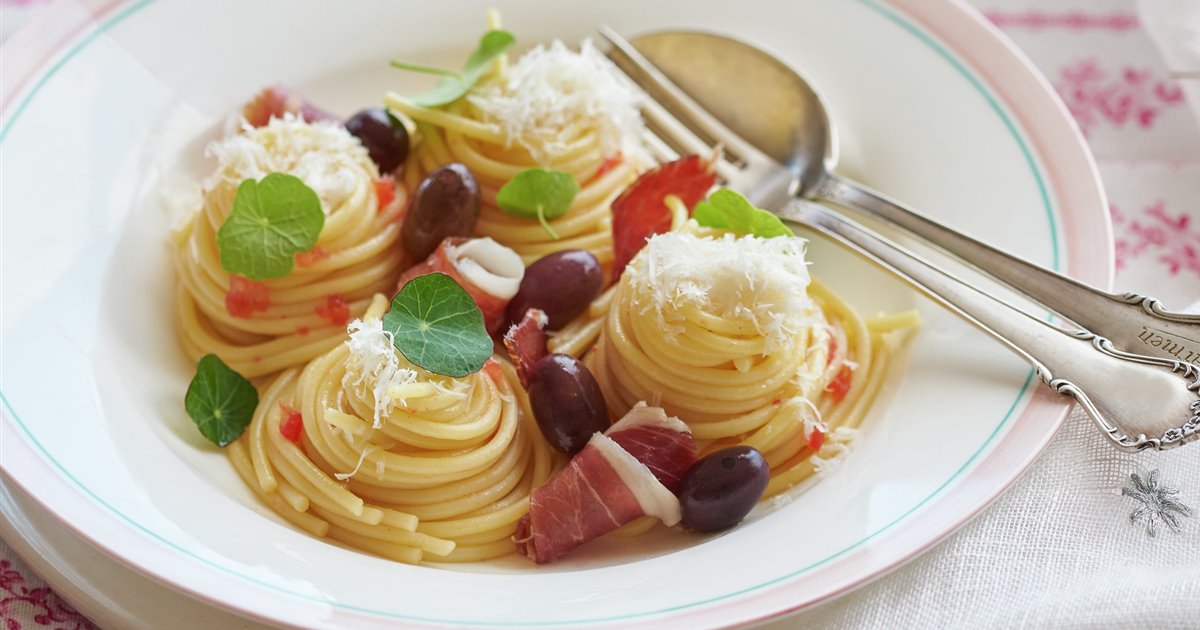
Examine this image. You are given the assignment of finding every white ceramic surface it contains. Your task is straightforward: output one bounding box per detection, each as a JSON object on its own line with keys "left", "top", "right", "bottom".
{"left": 0, "top": 0, "right": 1110, "bottom": 627}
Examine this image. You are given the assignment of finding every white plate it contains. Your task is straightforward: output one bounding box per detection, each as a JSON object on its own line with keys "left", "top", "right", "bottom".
{"left": 0, "top": 0, "right": 1110, "bottom": 627}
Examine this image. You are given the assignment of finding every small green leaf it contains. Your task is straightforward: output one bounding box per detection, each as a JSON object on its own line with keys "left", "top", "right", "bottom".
{"left": 693, "top": 189, "right": 793, "bottom": 238}
{"left": 217, "top": 173, "right": 324, "bottom": 281}
{"left": 185, "top": 354, "right": 258, "bottom": 447}
{"left": 495, "top": 168, "right": 579, "bottom": 240}
{"left": 383, "top": 273, "right": 492, "bottom": 377}
{"left": 393, "top": 29, "right": 516, "bottom": 108}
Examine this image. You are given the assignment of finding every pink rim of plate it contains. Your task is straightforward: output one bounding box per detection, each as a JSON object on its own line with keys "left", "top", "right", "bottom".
{"left": 0, "top": 0, "right": 1112, "bottom": 627}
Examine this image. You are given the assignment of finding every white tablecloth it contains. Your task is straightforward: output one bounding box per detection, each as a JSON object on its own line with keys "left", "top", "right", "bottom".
{"left": 1, "top": 1, "right": 1197, "bottom": 628}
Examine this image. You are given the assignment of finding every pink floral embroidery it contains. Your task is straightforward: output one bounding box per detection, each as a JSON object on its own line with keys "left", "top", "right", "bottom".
{"left": 1111, "top": 201, "right": 1200, "bottom": 277}
{"left": 985, "top": 11, "right": 1139, "bottom": 32}
{"left": 1055, "top": 59, "right": 1186, "bottom": 136}
{"left": 0, "top": 561, "right": 93, "bottom": 630}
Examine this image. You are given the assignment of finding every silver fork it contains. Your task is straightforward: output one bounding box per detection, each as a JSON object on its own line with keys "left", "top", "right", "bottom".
{"left": 598, "top": 26, "right": 1200, "bottom": 451}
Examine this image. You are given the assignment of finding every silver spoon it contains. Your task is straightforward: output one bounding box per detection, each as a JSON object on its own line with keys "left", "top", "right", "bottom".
{"left": 618, "top": 30, "right": 1200, "bottom": 368}
{"left": 601, "top": 28, "right": 1200, "bottom": 450}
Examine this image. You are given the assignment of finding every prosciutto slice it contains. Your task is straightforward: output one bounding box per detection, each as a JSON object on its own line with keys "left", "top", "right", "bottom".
{"left": 503, "top": 308, "right": 548, "bottom": 387}
{"left": 514, "top": 404, "right": 697, "bottom": 564}
{"left": 242, "top": 85, "right": 336, "bottom": 128}
{"left": 398, "top": 237, "right": 524, "bottom": 334}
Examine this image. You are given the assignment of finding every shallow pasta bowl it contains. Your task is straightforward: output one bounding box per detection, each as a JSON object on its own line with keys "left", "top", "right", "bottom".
{"left": 0, "top": 0, "right": 1109, "bottom": 627}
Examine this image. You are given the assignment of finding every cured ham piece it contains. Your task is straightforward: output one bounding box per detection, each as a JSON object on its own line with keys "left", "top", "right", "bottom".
{"left": 514, "top": 404, "right": 697, "bottom": 564}
{"left": 398, "top": 237, "right": 524, "bottom": 334}
{"left": 503, "top": 308, "right": 548, "bottom": 387}
{"left": 610, "top": 154, "right": 717, "bottom": 280}
{"left": 242, "top": 85, "right": 337, "bottom": 128}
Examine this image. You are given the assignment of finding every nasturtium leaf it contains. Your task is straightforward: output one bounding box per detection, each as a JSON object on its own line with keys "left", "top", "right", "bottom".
{"left": 217, "top": 173, "right": 324, "bottom": 281}
{"left": 185, "top": 354, "right": 259, "bottom": 447}
{"left": 392, "top": 29, "right": 516, "bottom": 108}
{"left": 495, "top": 168, "right": 579, "bottom": 239}
{"left": 693, "top": 189, "right": 793, "bottom": 238}
{"left": 383, "top": 273, "right": 493, "bottom": 377}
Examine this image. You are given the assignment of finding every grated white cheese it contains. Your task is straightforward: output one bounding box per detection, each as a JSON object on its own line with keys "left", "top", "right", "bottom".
{"left": 204, "top": 114, "right": 372, "bottom": 215}
{"left": 626, "top": 232, "right": 813, "bottom": 352}
{"left": 467, "top": 39, "right": 646, "bottom": 161}
{"left": 811, "top": 426, "right": 860, "bottom": 474}
{"left": 343, "top": 318, "right": 418, "bottom": 429}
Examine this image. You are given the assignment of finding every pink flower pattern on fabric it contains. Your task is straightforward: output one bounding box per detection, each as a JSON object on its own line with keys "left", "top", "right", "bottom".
{"left": 1111, "top": 201, "right": 1200, "bottom": 277}
{"left": 0, "top": 561, "right": 94, "bottom": 630}
{"left": 1056, "top": 59, "right": 1186, "bottom": 136}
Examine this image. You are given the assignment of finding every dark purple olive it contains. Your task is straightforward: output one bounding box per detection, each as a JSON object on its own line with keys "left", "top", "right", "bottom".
{"left": 506, "top": 250, "right": 603, "bottom": 330}
{"left": 402, "top": 163, "right": 481, "bottom": 260}
{"left": 678, "top": 446, "right": 769, "bottom": 533}
{"left": 345, "top": 108, "right": 410, "bottom": 173}
{"left": 527, "top": 354, "right": 608, "bottom": 454}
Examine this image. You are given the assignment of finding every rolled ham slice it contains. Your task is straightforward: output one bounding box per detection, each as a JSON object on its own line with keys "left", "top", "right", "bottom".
{"left": 514, "top": 404, "right": 698, "bottom": 564}
{"left": 398, "top": 237, "right": 524, "bottom": 334}
{"left": 503, "top": 308, "right": 548, "bottom": 387}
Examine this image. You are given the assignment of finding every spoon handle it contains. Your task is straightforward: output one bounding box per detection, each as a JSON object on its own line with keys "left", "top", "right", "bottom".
{"left": 819, "top": 174, "right": 1200, "bottom": 366}
{"left": 777, "top": 199, "right": 1200, "bottom": 451}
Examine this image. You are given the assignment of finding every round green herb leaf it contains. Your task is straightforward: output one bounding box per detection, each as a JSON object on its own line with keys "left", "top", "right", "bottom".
{"left": 217, "top": 172, "right": 324, "bottom": 281}
{"left": 392, "top": 29, "right": 516, "bottom": 108}
{"left": 495, "top": 168, "right": 579, "bottom": 240}
{"left": 693, "top": 189, "right": 793, "bottom": 238}
{"left": 185, "top": 354, "right": 258, "bottom": 447}
{"left": 383, "top": 273, "right": 492, "bottom": 377}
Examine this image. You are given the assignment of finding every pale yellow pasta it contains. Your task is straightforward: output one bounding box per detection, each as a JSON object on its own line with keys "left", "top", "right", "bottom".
{"left": 173, "top": 118, "right": 407, "bottom": 379}
{"left": 228, "top": 295, "right": 561, "bottom": 564}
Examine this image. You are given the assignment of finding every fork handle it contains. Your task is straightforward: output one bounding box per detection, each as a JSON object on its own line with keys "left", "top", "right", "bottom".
{"left": 776, "top": 199, "right": 1200, "bottom": 451}
{"left": 819, "top": 174, "right": 1200, "bottom": 366}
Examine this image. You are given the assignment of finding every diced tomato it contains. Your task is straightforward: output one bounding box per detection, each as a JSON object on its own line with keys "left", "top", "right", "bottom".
{"left": 242, "top": 85, "right": 336, "bottom": 128}
{"left": 825, "top": 365, "right": 854, "bottom": 404}
{"left": 503, "top": 309, "right": 548, "bottom": 387}
{"left": 482, "top": 357, "right": 504, "bottom": 386}
{"left": 296, "top": 326, "right": 310, "bottom": 336}
{"left": 225, "top": 275, "right": 270, "bottom": 318}
{"left": 587, "top": 152, "right": 623, "bottom": 184}
{"left": 826, "top": 336, "right": 838, "bottom": 367}
{"left": 610, "top": 154, "right": 717, "bottom": 280}
{"left": 278, "top": 402, "right": 304, "bottom": 444}
{"left": 374, "top": 176, "right": 396, "bottom": 210}
{"left": 295, "top": 246, "right": 328, "bottom": 268}
{"left": 807, "top": 425, "right": 826, "bottom": 452}
{"left": 315, "top": 294, "right": 350, "bottom": 326}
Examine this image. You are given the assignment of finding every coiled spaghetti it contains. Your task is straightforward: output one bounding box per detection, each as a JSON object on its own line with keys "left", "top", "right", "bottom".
{"left": 386, "top": 31, "right": 648, "bottom": 267}
{"left": 228, "top": 295, "right": 560, "bottom": 563}
{"left": 590, "top": 228, "right": 917, "bottom": 497}
{"left": 172, "top": 117, "right": 407, "bottom": 378}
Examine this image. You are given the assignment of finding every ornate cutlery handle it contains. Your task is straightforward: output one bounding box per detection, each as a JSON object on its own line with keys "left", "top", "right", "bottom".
{"left": 777, "top": 199, "right": 1200, "bottom": 451}
{"left": 820, "top": 175, "right": 1200, "bottom": 366}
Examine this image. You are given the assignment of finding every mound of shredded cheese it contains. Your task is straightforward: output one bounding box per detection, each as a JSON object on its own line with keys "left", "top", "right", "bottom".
{"left": 468, "top": 39, "right": 645, "bottom": 161}
{"left": 204, "top": 114, "right": 371, "bottom": 215}
{"left": 625, "top": 231, "right": 814, "bottom": 352}
{"left": 343, "top": 317, "right": 471, "bottom": 429}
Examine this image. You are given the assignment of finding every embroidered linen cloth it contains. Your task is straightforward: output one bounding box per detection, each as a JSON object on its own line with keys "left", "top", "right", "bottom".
{"left": 1, "top": 1, "right": 1198, "bottom": 628}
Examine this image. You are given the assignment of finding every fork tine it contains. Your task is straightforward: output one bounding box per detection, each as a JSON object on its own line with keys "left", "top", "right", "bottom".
{"left": 598, "top": 25, "right": 765, "bottom": 166}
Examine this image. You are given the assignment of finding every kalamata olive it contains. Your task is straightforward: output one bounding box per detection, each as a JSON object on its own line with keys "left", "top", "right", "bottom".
{"left": 345, "top": 108, "right": 409, "bottom": 173}
{"left": 506, "top": 250, "right": 603, "bottom": 330}
{"left": 402, "top": 163, "right": 481, "bottom": 260}
{"left": 527, "top": 354, "right": 608, "bottom": 454}
{"left": 678, "top": 446, "right": 769, "bottom": 533}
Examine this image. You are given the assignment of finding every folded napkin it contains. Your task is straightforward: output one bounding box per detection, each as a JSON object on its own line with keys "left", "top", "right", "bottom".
{"left": 1138, "top": 0, "right": 1200, "bottom": 123}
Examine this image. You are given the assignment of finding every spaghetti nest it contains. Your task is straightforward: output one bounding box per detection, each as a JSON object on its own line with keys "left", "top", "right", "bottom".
{"left": 590, "top": 229, "right": 912, "bottom": 497}
{"left": 387, "top": 39, "right": 649, "bottom": 267}
{"left": 173, "top": 117, "right": 406, "bottom": 378}
{"left": 228, "top": 295, "right": 560, "bottom": 564}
